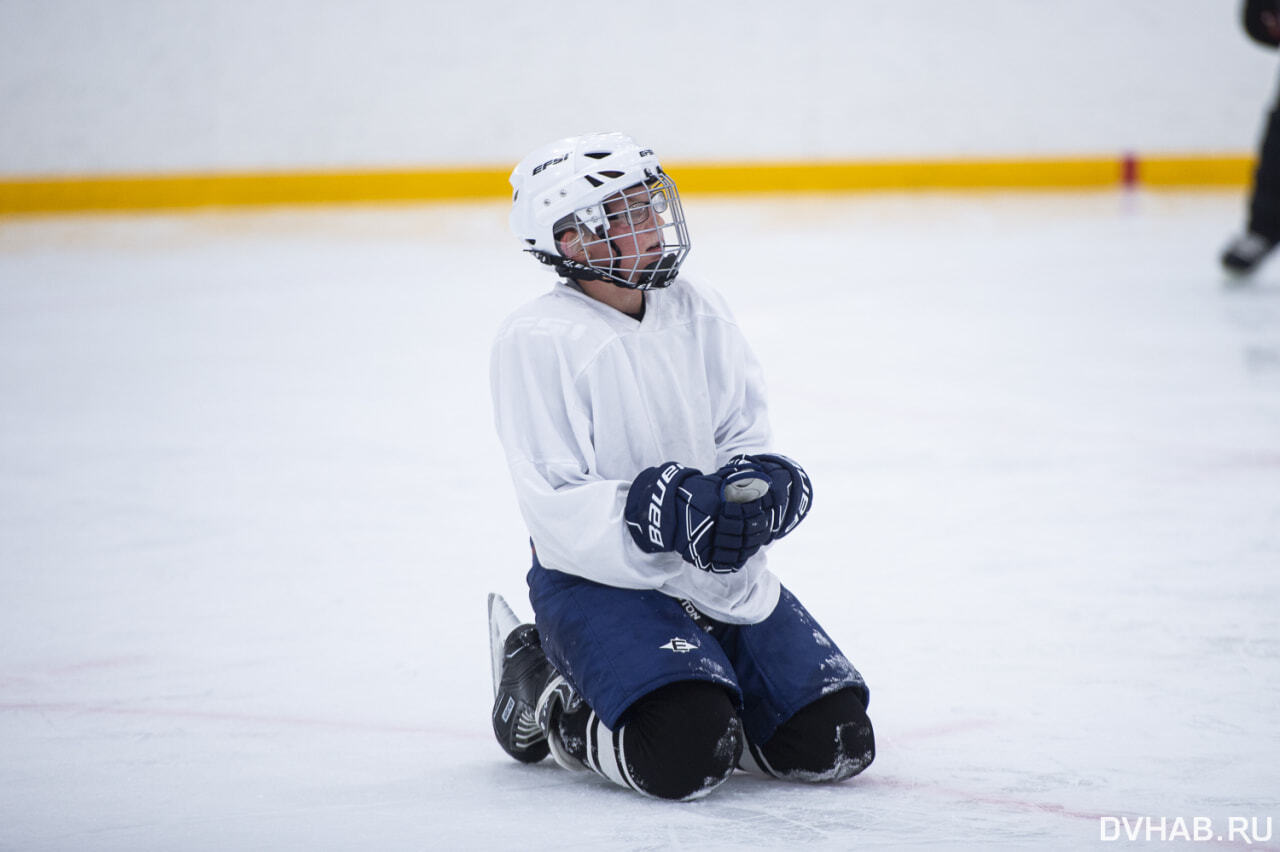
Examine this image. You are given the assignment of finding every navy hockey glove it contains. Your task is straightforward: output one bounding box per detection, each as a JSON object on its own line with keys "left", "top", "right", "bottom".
{"left": 624, "top": 462, "right": 773, "bottom": 573}
{"left": 747, "top": 453, "right": 813, "bottom": 540}
{"left": 711, "top": 456, "right": 777, "bottom": 561}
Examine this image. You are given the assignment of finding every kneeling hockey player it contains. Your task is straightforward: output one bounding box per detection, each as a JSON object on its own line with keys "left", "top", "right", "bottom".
{"left": 488, "top": 132, "right": 875, "bottom": 801}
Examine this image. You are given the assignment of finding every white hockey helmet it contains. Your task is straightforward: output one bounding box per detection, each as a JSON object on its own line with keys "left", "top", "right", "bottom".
{"left": 509, "top": 132, "right": 691, "bottom": 289}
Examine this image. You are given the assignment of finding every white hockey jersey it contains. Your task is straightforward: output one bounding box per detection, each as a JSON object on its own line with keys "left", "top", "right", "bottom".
{"left": 490, "top": 277, "right": 781, "bottom": 624}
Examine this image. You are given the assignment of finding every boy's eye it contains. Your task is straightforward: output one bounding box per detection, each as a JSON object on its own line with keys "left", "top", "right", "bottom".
{"left": 607, "top": 189, "right": 667, "bottom": 228}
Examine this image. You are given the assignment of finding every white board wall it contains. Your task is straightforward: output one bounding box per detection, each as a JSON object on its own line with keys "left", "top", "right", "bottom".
{"left": 1, "top": 0, "right": 1277, "bottom": 177}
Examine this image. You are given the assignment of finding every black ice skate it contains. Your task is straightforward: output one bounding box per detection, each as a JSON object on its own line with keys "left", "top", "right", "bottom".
{"left": 1221, "top": 231, "right": 1279, "bottom": 275}
{"left": 489, "top": 593, "right": 554, "bottom": 763}
{"left": 535, "top": 671, "right": 586, "bottom": 772}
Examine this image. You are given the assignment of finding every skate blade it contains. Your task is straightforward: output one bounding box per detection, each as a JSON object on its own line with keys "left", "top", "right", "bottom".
{"left": 487, "top": 592, "right": 523, "bottom": 697}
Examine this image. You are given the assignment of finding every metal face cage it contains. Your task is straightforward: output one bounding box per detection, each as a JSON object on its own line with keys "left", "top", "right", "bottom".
{"left": 558, "top": 170, "right": 691, "bottom": 290}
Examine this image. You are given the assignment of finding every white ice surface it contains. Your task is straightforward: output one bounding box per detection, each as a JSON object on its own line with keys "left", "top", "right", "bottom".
{"left": 1, "top": 192, "right": 1278, "bottom": 850}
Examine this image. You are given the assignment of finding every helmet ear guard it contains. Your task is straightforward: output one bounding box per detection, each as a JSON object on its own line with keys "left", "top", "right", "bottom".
{"left": 509, "top": 133, "right": 691, "bottom": 290}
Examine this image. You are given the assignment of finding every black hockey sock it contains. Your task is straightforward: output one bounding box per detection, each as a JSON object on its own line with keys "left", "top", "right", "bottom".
{"left": 740, "top": 687, "right": 875, "bottom": 782}
{"left": 556, "top": 680, "right": 742, "bottom": 801}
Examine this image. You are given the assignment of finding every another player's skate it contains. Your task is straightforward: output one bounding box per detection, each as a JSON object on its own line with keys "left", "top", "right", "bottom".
{"left": 488, "top": 593, "right": 554, "bottom": 763}
{"left": 1221, "top": 230, "right": 1278, "bottom": 275}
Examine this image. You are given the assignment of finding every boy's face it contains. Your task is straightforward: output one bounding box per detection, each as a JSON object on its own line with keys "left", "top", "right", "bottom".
{"left": 566, "top": 183, "right": 668, "bottom": 285}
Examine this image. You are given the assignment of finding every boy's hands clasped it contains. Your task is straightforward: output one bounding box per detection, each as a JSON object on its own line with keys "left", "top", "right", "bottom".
{"left": 624, "top": 454, "right": 813, "bottom": 574}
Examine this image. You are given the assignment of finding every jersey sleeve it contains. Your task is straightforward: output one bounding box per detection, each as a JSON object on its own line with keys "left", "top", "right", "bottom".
{"left": 489, "top": 320, "right": 686, "bottom": 590}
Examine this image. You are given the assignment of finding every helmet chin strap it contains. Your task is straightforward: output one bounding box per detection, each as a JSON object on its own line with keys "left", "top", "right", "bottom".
{"left": 528, "top": 250, "right": 673, "bottom": 291}
{"left": 638, "top": 253, "right": 679, "bottom": 288}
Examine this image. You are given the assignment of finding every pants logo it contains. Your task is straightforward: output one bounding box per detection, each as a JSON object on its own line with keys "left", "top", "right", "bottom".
{"left": 659, "top": 637, "right": 698, "bottom": 653}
